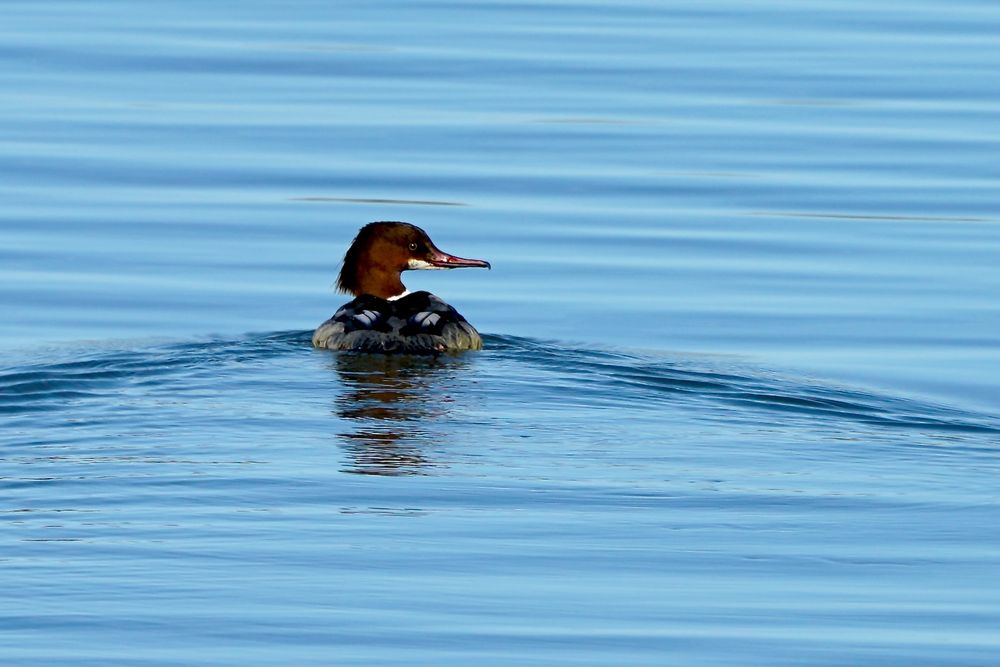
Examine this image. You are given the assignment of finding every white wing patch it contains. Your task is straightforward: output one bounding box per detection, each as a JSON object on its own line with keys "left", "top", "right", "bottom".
{"left": 354, "top": 309, "right": 380, "bottom": 326}
{"left": 412, "top": 311, "right": 441, "bottom": 328}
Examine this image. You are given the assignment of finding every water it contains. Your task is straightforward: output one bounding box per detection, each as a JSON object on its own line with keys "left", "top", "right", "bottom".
{"left": 2, "top": 1, "right": 999, "bottom": 664}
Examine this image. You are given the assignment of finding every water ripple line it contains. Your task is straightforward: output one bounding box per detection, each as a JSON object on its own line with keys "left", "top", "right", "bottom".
{"left": 486, "top": 334, "right": 1000, "bottom": 436}
{"left": 0, "top": 331, "right": 996, "bottom": 438}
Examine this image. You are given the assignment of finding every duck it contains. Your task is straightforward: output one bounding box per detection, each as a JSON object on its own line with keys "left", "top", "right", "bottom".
{"left": 312, "top": 221, "right": 491, "bottom": 354}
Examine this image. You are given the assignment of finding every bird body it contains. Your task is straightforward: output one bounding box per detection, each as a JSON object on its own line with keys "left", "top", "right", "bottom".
{"left": 313, "top": 222, "right": 489, "bottom": 354}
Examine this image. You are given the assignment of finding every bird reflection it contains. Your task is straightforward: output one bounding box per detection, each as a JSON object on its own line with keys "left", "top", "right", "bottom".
{"left": 331, "top": 353, "right": 470, "bottom": 476}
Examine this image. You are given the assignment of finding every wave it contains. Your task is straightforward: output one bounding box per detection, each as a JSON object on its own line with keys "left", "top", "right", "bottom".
{"left": 1, "top": 331, "right": 997, "bottom": 438}
{"left": 0, "top": 331, "right": 312, "bottom": 415}
{"left": 489, "top": 335, "right": 1000, "bottom": 436}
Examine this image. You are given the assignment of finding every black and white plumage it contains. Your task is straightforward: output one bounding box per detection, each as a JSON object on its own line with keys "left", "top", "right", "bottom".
{"left": 312, "top": 222, "right": 490, "bottom": 354}
{"left": 312, "top": 290, "right": 482, "bottom": 354}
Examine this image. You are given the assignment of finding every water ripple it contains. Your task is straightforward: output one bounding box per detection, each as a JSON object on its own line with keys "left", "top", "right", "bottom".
{"left": 487, "top": 335, "right": 1000, "bottom": 436}
{"left": 1, "top": 331, "right": 996, "bottom": 439}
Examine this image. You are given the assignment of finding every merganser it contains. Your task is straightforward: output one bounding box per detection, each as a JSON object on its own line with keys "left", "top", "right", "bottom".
{"left": 312, "top": 221, "right": 491, "bottom": 354}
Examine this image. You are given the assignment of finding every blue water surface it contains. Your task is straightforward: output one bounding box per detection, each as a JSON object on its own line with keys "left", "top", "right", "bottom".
{"left": 2, "top": 1, "right": 999, "bottom": 665}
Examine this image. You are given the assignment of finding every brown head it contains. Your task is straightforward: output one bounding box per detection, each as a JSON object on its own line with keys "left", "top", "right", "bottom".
{"left": 336, "top": 221, "right": 491, "bottom": 299}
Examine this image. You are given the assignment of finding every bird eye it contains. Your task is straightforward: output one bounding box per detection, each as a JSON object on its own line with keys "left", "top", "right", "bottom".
{"left": 408, "top": 242, "right": 418, "bottom": 251}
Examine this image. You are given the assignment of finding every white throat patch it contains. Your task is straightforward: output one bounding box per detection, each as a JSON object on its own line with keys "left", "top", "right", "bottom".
{"left": 407, "top": 259, "right": 446, "bottom": 270}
